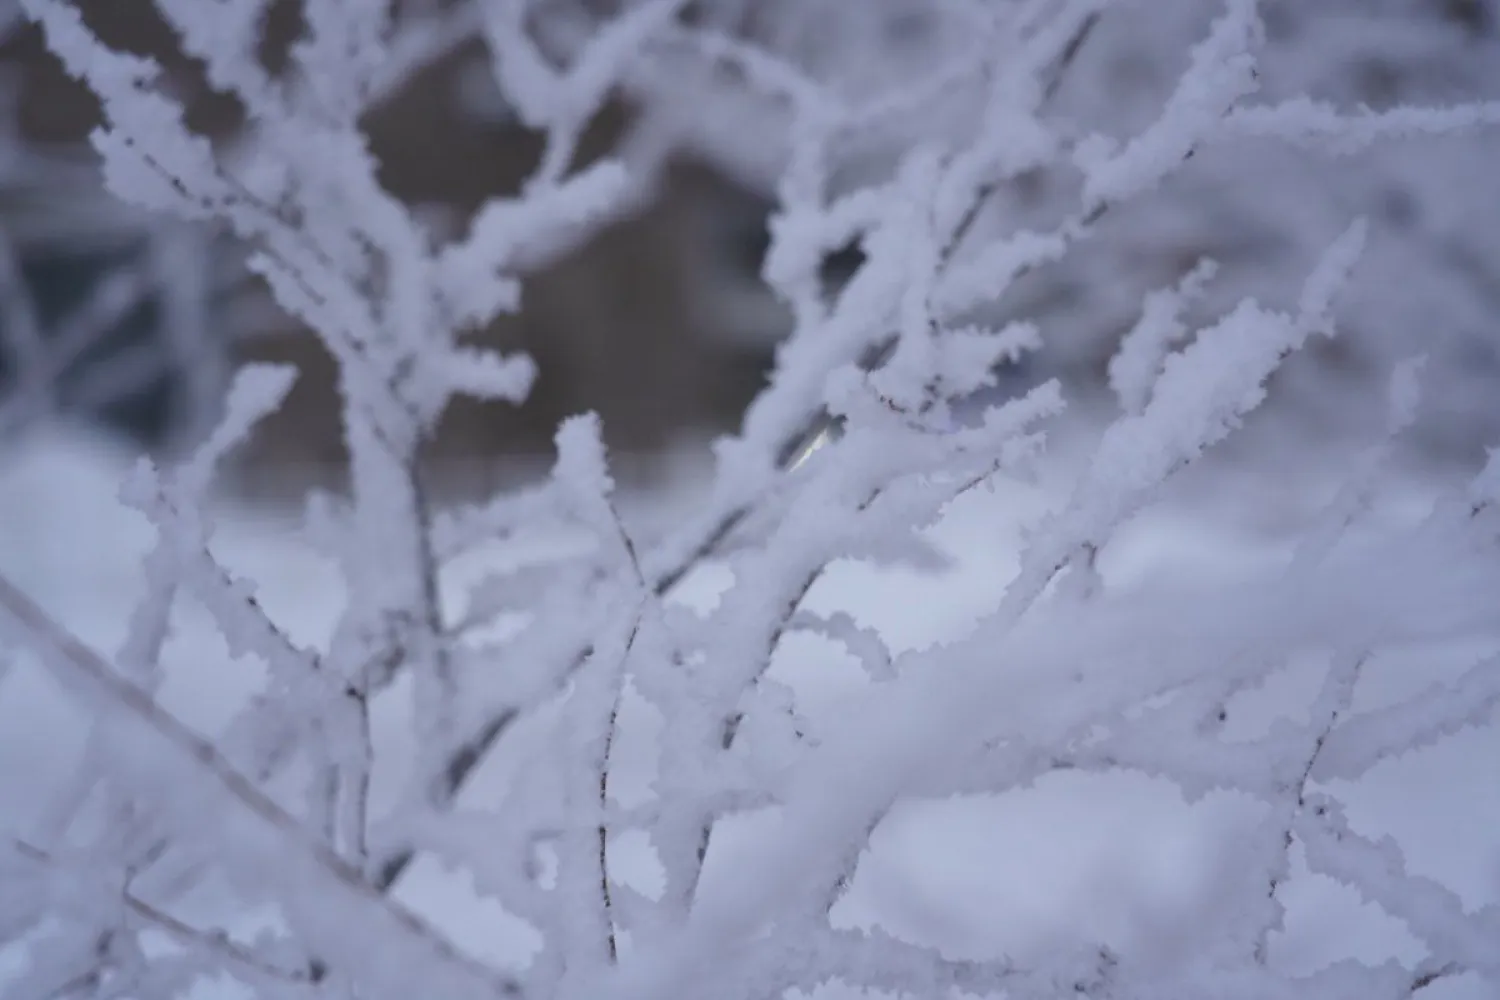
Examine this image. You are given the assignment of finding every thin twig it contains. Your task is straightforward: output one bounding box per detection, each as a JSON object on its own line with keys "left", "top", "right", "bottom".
{"left": 12, "top": 839, "right": 316, "bottom": 986}
{"left": 1255, "top": 650, "right": 1366, "bottom": 964}
{"left": 595, "top": 498, "right": 650, "bottom": 966}
{"left": 595, "top": 613, "right": 639, "bottom": 967}
{"left": 598, "top": 697, "right": 620, "bottom": 964}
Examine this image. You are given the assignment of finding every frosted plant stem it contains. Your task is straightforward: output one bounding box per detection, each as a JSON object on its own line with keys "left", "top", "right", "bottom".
{"left": 1253, "top": 649, "right": 1365, "bottom": 964}
{"left": 400, "top": 12, "right": 1113, "bottom": 896}
{"left": 585, "top": 612, "right": 640, "bottom": 969}
{"left": 598, "top": 692, "right": 621, "bottom": 964}
{"left": 12, "top": 839, "right": 318, "bottom": 985}
{"left": 0, "top": 571, "right": 523, "bottom": 999}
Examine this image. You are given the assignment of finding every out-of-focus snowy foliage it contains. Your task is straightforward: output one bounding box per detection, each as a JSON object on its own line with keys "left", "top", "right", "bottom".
{"left": 0, "top": 3, "right": 243, "bottom": 454}
{"left": 0, "top": 2, "right": 1498, "bottom": 1000}
{"left": 632, "top": 0, "right": 1500, "bottom": 462}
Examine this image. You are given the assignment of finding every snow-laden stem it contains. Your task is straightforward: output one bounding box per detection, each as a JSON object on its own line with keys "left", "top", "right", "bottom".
{"left": 0, "top": 571, "right": 522, "bottom": 999}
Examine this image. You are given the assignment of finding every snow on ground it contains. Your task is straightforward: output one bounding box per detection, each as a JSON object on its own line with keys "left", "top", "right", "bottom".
{"left": 0, "top": 421, "right": 1495, "bottom": 997}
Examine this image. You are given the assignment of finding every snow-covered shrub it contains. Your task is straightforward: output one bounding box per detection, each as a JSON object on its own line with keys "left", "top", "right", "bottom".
{"left": 1, "top": 2, "right": 1498, "bottom": 999}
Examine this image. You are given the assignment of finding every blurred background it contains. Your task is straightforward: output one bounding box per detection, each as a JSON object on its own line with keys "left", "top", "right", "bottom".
{"left": 0, "top": 0, "right": 1496, "bottom": 502}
